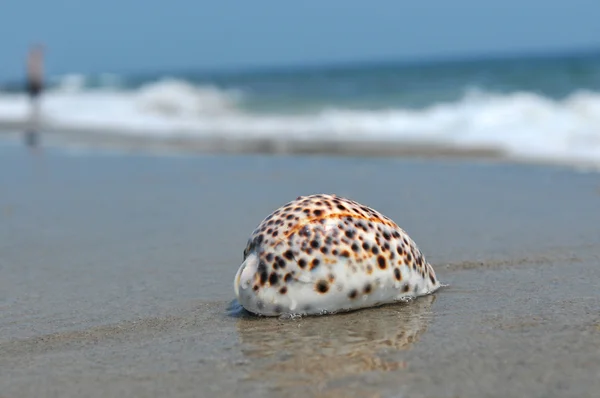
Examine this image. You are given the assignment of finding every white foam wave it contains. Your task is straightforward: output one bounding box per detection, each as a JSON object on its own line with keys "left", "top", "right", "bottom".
{"left": 136, "top": 78, "right": 243, "bottom": 117}
{"left": 1, "top": 79, "right": 600, "bottom": 168}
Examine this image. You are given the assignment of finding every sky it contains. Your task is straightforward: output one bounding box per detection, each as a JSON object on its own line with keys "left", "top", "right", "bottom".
{"left": 1, "top": 0, "right": 599, "bottom": 79}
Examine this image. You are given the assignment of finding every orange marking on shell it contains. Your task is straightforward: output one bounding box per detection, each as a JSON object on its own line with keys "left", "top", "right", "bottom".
{"left": 283, "top": 212, "right": 396, "bottom": 238}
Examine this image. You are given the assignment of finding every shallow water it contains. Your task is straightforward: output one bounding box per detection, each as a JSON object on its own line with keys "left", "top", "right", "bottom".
{"left": 1, "top": 145, "right": 600, "bottom": 397}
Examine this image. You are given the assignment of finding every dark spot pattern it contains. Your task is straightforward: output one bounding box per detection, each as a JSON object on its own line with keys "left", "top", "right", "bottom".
{"left": 276, "top": 257, "right": 286, "bottom": 269}
{"left": 310, "top": 258, "right": 320, "bottom": 270}
{"left": 316, "top": 280, "right": 329, "bottom": 294}
{"left": 283, "top": 250, "right": 294, "bottom": 260}
{"left": 259, "top": 271, "right": 268, "bottom": 286}
{"left": 394, "top": 268, "right": 402, "bottom": 281}
{"left": 377, "top": 255, "right": 387, "bottom": 270}
{"left": 269, "top": 272, "right": 279, "bottom": 285}
{"left": 429, "top": 273, "right": 436, "bottom": 284}
{"left": 237, "top": 193, "right": 440, "bottom": 315}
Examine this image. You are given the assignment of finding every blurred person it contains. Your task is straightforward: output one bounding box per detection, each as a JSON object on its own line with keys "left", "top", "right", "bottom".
{"left": 24, "top": 43, "right": 45, "bottom": 149}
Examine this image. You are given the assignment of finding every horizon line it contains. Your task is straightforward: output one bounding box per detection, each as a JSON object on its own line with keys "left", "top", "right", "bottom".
{"left": 3, "top": 43, "right": 599, "bottom": 84}
{"left": 107, "top": 43, "right": 600, "bottom": 80}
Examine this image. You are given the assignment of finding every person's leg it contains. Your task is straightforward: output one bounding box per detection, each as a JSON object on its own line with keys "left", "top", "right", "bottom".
{"left": 27, "top": 83, "right": 42, "bottom": 130}
{"left": 24, "top": 83, "right": 42, "bottom": 149}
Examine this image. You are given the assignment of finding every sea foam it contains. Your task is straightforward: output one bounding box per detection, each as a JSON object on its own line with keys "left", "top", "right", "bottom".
{"left": 1, "top": 78, "right": 600, "bottom": 168}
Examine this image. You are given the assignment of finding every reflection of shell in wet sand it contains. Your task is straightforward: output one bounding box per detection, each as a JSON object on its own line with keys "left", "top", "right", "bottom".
{"left": 234, "top": 294, "right": 436, "bottom": 390}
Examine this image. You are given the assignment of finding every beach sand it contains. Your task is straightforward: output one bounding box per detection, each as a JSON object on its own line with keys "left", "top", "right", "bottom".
{"left": 1, "top": 141, "right": 599, "bottom": 398}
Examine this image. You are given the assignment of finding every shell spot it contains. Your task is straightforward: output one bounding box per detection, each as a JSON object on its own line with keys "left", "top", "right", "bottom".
{"left": 363, "top": 283, "right": 372, "bottom": 294}
{"left": 283, "top": 250, "right": 294, "bottom": 261}
{"left": 316, "top": 280, "right": 329, "bottom": 294}
{"left": 394, "top": 267, "right": 402, "bottom": 281}
{"left": 257, "top": 260, "right": 267, "bottom": 273}
{"left": 344, "top": 229, "right": 356, "bottom": 239}
{"left": 377, "top": 255, "right": 387, "bottom": 270}
{"left": 310, "top": 258, "right": 321, "bottom": 270}
{"left": 268, "top": 272, "right": 279, "bottom": 286}
{"left": 348, "top": 289, "right": 358, "bottom": 299}
{"left": 429, "top": 273, "right": 436, "bottom": 284}
{"left": 276, "top": 257, "right": 286, "bottom": 269}
{"left": 259, "top": 271, "right": 268, "bottom": 286}
{"left": 279, "top": 286, "right": 288, "bottom": 294}
{"left": 402, "top": 284, "right": 410, "bottom": 293}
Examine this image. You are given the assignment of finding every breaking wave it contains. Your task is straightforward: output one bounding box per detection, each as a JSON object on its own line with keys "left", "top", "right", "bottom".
{"left": 1, "top": 77, "right": 600, "bottom": 167}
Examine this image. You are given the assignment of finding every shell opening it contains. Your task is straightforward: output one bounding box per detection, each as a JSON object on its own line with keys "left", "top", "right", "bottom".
{"left": 234, "top": 253, "right": 259, "bottom": 300}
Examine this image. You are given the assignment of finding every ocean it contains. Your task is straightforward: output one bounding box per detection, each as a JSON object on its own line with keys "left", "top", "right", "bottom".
{"left": 1, "top": 50, "right": 600, "bottom": 167}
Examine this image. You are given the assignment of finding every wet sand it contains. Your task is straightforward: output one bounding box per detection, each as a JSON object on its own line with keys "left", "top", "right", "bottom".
{"left": 1, "top": 142, "right": 600, "bottom": 398}
{"left": 0, "top": 127, "right": 506, "bottom": 161}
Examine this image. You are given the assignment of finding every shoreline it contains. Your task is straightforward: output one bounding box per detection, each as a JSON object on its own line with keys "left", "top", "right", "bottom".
{"left": 1, "top": 127, "right": 599, "bottom": 173}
